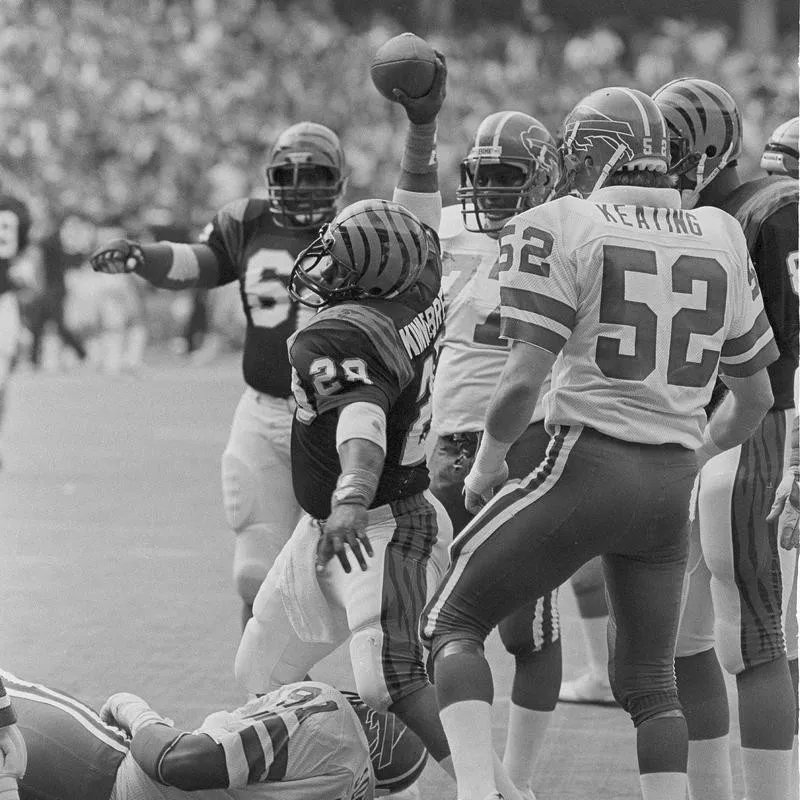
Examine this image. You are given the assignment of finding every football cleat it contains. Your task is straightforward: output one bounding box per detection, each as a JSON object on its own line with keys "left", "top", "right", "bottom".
{"left": 457, "top": 111, "right": 560, "bottom": 234}
{"left": 558, "top": 86, "right": 669, "bottom": 197}
{"left": 265, "top": 122, "right": 347, "bottom": 230}
{"left": 288, "top": 199, "right": 431, "bottom": 307}
{"left": 760, "top": 116, "right": 799, "bottom": 178}
{"left": 652, "top": 77, "right": 742, "bottom": 207}
{"left": 341, "top": 690, "right": 429, "bottom": 796}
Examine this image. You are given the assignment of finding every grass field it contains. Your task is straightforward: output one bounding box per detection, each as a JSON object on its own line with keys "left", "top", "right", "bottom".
{"left": 1, "top": 354, "right": 744, "bottom": 799}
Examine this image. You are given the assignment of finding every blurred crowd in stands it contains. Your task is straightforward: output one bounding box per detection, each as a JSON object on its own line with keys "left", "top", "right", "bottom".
{"left": 0, "top": 0, "right": 797, "bottom": 365}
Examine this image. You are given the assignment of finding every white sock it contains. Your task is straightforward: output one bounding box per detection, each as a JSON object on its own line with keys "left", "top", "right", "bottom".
{"left": 740, "top": 746, "right": 792, "bottom": 800}
{"left": 502, "top": 705, "right": 552, "bottom": 790}
{"left": 492, "top": 753, "right": 524, "bottom": 800}
{"left": 792, "top": 735, "right": 799, "bottom": 800}
{"left": 581, "top": 615, "right": 610, "bottom": 679}
{"left": 639, "top": 771, "right": 687, "bottom": 800}
{"left": 439, "top": 700, "right": 497, "bottom": 800}
{"left": 686, "top": 736, "right": 733, "bottom": 800}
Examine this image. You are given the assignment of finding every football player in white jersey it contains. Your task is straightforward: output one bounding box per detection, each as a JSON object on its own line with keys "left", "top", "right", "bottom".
{"left": 654, "top": 82, "right": 799, "bottom": 800}
{"left": 419, "top": 87, "right": 778, "bottom": 800}
{"left": 90, "top": 123, "right": 349, "bottom": 630}
{"left": 429, "top": 110, "right": 599, "bottom": 799}
{"left": 3, "top": 668, "right": 430, "bottom": 800}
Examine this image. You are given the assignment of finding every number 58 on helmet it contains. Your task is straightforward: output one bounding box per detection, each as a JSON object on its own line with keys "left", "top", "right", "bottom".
{"left": 288, "top": 199, "right": 432, "bottom": 307}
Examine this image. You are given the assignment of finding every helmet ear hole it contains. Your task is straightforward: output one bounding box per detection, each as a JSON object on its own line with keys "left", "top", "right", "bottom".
{"left": 705, "top": 145, "right": 717, "bottom": 157}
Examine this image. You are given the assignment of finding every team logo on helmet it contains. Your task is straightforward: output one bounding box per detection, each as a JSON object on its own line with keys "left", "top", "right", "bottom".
{"left": 521, "top": 126, "right": 557, "bottom": 164}
{"left": 564, "top": 117, "right": 636, "bottom": 161}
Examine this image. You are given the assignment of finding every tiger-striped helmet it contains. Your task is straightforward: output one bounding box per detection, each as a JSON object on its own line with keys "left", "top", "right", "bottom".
{"left": 652, "top": 78, "right": 742, "bottom": 207}
{"left": 288, "top": 199, "right": 431, "bottom": 307}
{"left": 457, "top": 111, "right": 560, "bottom": 234}
{"left": 761, "top": 116, "right": 799, "bottom": 178}
{"left": 265, "top": 122, "right": 348, "bottom": 230}
{"left": 558, "top": 87, "right": 669, "bottom": 197}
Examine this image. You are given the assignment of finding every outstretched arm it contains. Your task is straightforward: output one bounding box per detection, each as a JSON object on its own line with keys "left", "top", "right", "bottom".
{"left": 90, "top": 240, "right": 222, "bottom": 290}
{"left": 391, "top": 51, "right": 447, "bottom": 230}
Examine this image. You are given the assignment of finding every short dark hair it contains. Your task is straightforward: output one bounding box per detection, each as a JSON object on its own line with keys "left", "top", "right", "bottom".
{"left": 605, "top": 169, "right": 676, "bottom": 189}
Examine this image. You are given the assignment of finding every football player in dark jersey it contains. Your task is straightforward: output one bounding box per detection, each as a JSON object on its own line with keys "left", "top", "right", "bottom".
{"left": 235, "top": 54, "right": 507, "bottom": 796}
{"left": 0, "top": 194, "right": 32, "bottom": 472}
{"left": 655, "top": 80, "right": 799, "bottom": 800}
{"left": 90, "top": 122, "right": 348, "bottom": 630}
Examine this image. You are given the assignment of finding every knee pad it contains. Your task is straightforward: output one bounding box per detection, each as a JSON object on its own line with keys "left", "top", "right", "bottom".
{"left": 222, "top": 451, "right": 263, "bottom": 535}
{"left": 233, "top": 559, "right": 268, "bottom": 607}
{"left": 350, "top": 628, "right": 393, "bottom": 712}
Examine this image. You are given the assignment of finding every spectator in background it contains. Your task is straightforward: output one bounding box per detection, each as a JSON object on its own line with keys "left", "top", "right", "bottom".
{"left": 29, "top": 213, "right": 91, "bottom": 371}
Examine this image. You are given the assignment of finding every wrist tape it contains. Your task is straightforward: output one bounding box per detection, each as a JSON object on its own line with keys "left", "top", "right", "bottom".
{"left": 473, "top": 431, "right": 511, "bottom": 475}
{"left": 332, "top": 469, "right": 379, "bottom": 507}
{"left": 401, "top": 122, "right": 438, "bottom": 175}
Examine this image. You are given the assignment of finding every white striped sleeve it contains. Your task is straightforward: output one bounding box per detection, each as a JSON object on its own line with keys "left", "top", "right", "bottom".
{"left": 720, "top": 253, "right": 779, "bottom": 377}
{"left": 498, "top": 213, "right": 577, "bottom": 354}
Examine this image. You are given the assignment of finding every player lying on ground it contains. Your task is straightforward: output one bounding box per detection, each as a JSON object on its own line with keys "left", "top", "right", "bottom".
{"left": 3, "top": 668, "right": 427, "bottom": 800}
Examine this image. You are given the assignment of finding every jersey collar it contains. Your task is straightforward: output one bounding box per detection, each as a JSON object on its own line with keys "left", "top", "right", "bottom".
{"left": 588, "top": 186, "right": 682, "bottom": 208}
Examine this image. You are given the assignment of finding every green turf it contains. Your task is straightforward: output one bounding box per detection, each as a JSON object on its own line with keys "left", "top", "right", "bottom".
{"left": 1, "top": 355, "right": 744, "bottom": 798}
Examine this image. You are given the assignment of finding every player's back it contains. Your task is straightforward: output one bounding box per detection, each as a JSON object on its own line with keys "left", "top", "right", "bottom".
{"left": 204, "top": 198, "right": 317, "bottom": 398}
{"left": 113, "top": 682, "right": 374, "bottom": 800}
{"left": 289, "top": 241, "right": 443, "bottom": 519}
{"left": 502, "top": 187, "right": 775, "bottom": 448}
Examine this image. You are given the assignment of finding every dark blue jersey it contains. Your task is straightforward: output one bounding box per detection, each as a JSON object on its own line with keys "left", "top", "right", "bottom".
{"left": 205, "top": 198, "right": 317, "bottom": 398}
{"left": 289, "top": 231, "right": 443, "bottom": 518}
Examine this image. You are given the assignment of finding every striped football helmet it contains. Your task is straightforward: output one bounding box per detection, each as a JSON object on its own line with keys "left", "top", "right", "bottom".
{"left": 265, "top": 122, "right": 348, "bottom": 230}
{"left": 761, "top": 116, "right": 799, "bottom": 178}
{"left": 558, "top": 87, "right": 669, "bottom": 197}
{"left": 289, "top": 199, "right": 431, "bottom": 307}
{"left": 457, "top": 111, "right": 560, "bottom": 234}
{"left": 652, "top": 78, "right": 742, "bottom": 208}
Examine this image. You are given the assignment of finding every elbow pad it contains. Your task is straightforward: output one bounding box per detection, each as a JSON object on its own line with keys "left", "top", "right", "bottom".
{"left": 336, "top": 402, "right": 387, "bottom": 453}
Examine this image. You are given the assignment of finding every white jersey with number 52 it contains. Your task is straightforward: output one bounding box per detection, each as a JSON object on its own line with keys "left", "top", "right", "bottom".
{"left": 432, "top": 205, "right": 548, "bottom": 436}
{"left": 498, "top": 186, "right": 778, "bottom": 449}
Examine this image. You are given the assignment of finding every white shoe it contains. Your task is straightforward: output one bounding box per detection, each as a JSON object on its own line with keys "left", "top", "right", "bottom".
{"left": 518, "top": 789, "right": 537, "bottom": 800}
{"left": 559, "top": 672, "right": 616, "bottom": 705}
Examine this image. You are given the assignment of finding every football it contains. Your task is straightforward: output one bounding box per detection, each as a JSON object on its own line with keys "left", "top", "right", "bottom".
{"left": 370, "top": 32, "right": 437, "bottom": 101}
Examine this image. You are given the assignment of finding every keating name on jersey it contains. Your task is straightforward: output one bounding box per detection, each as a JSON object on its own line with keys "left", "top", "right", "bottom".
{"left": 399, "top": 290, "right": 445, "bottom": 358}
{"left": 595, "top": 204, "right": 704, "bottom": 236}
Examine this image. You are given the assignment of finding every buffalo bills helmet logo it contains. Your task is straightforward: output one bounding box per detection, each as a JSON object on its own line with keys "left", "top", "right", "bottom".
{"left": 565, "top": 117, "right": 636, "bottom": 161}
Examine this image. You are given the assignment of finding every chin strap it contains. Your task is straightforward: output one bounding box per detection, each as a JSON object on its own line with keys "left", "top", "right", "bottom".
{"left": 592, "top": 143, "right": 628, "bottom": 192}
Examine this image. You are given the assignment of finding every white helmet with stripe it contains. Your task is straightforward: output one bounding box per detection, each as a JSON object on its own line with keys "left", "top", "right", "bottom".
{"left": 288, "top": 199, "right": 431, "bottom": 307}
{"left": 761, "top": 116, "right": 799, "bottom": 178}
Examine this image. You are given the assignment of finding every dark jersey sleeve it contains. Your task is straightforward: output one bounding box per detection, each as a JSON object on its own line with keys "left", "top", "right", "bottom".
{"left": 290, "top": 317, "right": 414, "bottom": 418}
{"left": 752, "top": 203, "right": 799, "bottom": 408}
{"left": 203, "top": 199, "right": 250, "bottom": 286}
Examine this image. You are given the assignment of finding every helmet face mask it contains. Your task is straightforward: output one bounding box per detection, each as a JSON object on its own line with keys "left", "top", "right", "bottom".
{"left": 457, "top": 112, "right": 559, "bottom": 234}
{"left": 265, "top": 122, "right": 347, "bottom": 230}
{"left": 289, "top": 199, "right": 430, "bottom": 308}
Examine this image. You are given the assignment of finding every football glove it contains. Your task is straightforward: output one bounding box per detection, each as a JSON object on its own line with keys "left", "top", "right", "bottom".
{"left": 90, "top": 239, "right": 144, "bottom": 274}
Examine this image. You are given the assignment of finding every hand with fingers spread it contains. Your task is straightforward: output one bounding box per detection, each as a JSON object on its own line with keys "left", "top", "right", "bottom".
{"left": 90, "top": 239, "right": 144, "bottom": 275}
{"left": 392, "top": 51, "right": 447, "bottom": 125}
{"left": 766, "top": 470, "right": 800, "bottom": 550}
{"left": 316, "top": 502, "right": 373, "bottom": 574}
